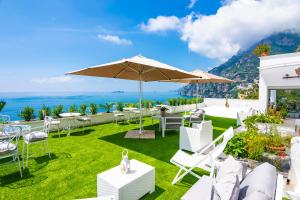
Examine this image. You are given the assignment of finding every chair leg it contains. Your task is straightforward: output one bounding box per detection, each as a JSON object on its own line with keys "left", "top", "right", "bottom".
{"left": 22, "top": 141, "right": 25, "bottom": 169}
{"left": 45, "top": 140, "right": 51, "bottom": 158}
{"left": 16, "top": 154, "right": 22, "bottom": 178}
{"left": 26, "top": 144, "right": 29, "bottom": 167}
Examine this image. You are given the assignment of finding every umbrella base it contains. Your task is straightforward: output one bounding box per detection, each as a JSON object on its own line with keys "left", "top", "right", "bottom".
{"left": 124, "top": 130, "right": 155, "bottom": 139}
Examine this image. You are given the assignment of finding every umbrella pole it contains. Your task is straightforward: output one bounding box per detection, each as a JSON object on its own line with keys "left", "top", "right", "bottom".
{"left": 196, "top": 83, "right": 199, "bottom": 109}
{"left": 139, "top": 73, "right": 143, "bottom": 134}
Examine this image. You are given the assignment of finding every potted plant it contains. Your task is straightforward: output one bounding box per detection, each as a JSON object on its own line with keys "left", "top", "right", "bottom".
{"left": 253, "top": 44, "right": 271, "bottom": 57}
{"left": 295, "top": 68, "right": 300, "bottom": 76}
{"left": 0, "top": 100, "right": 6, "bottom": 112}
{"left": 225, "top": 97, "right": 230, "bottom": 108}
{"left": 160, "top": 106, "right": 168, "bottom": 117}
{"left": 267, "top": 134, "right": 286, "bottom": 155}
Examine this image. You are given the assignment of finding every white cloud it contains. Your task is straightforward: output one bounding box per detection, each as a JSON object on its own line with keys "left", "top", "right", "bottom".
{"left": 142, "top": 0, "right": 300, "bottom": 61}
{"left": 31, "top": 76, "right": 76, "bottom": 84}
{"left": 140, "top": 16, "right": 182, "bottom": 32}
{"left": 97, "top": 34, "right": 132, "bottom": 45}
{"left": 188, "top": 0, "right": 197, "bottom": 9}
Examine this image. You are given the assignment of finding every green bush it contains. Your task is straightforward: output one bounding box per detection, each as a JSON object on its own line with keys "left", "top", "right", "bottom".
{"left": 100, "top": 103, "right": 114, "bottom": 113}
{"left": 244, "top": 112, "right": 283, "bottom": 131}
{"left": 89, "top": 103, "right": 98, "bottom": 115}
{"left": 69, "top": 104, "right": 77, "bottom": 113}
{"left": 79, "top": 104, "right": 87, "bottom": 115}
{"left": 19, "top": 106, "right": 35, "bottom": 121}
{"left": 0, "top": 100, "right": 6, "bottom": 112}
{"left": 52, "top": 105, "right": 64, "bottom": 118}
{"left": 38, "top": 104, "right": 51, "bottom": 120}
{"left": 225, "top": 130, "right": 290, "bottom": 161}
{"left": 224, "top": 133, "right": 248, "bottom": 158}
{"left": 117, "top": 102, "right": 124, "bottom": 111}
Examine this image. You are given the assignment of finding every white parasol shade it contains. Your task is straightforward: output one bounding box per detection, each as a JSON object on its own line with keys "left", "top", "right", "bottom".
{"left": 66, "top": 55, "right": 198, "bottom": 134}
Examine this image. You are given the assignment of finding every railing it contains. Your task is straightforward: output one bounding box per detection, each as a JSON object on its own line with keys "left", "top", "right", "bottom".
{"left": 0, "top": 104, "right": 200, "bottom": 131}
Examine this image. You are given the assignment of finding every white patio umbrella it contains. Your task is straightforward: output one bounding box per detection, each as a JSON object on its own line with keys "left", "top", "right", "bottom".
{"left": 66, "top": 55, "right": 198, "bottom": 134}
{"left": 161, "top": 69, "right": 234, "bottom": 109}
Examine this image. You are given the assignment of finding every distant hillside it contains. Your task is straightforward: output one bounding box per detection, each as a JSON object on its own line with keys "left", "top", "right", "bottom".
{"left": 179, "top": 32, "right": 300, "bottom": 98}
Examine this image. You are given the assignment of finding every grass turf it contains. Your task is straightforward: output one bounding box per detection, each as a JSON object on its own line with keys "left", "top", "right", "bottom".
{"left": 0, "top": 115, "right": 236, "bottom": 200}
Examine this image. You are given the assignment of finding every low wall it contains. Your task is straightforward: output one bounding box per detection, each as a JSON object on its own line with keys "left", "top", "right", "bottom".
{"left": 2, "top": 104, "right": 199, "bottom": 131}
{"left": 203, "top": 98, "right": 261, "bottom": 109}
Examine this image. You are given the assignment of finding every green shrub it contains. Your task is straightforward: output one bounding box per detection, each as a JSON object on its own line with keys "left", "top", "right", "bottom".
{"left": 225, "top": 130, "right": 291, "bottom": 161}
{"left": 89, "top": 103, "right": 98, "bottom": 115}
{"left": 52, "top": 105, "right": 64, "bottom": 118}
{"left": 224, "top": 133, "right": 248, "bottom": 158}
{"left": 79, "top": 104, "right": 87, "bottom": 115}
{"left": 0, "top": 100, "right": 6, "bottom": 112}
{"left": 246, "top": 132, "right": 268, "bottom": 160}
{"left": 100, "top": 102, "right": 114, "bottom": 113}
{"left": 69, "top": 104, "right": 77, "bottom": 113}
{"left": 117, "top": 102, "right": 124, "bottom": 111}
{"left": 244, "top": 112, "right": 283, "bottom": 131}
{"left": 38, "top": 104, "right": 51, "bottom": 120}
{"left": 19, "top": 106, "right": 35, "bottom": 121}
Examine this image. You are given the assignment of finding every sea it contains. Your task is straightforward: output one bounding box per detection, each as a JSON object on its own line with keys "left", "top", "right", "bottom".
{"left": 0, "top": 91, "right": 182, "bottom": 121}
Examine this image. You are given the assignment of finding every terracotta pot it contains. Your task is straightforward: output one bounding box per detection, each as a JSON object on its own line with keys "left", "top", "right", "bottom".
{"left": 267, "top": 145, "right": 286, "bottom": 152}
{"left": 261, "top": 51, "right": 269, "bottom": 56}
{"left": 295, "top": 68, "right": 300, "bottom": 76}
{"left": 225, "top": 99, "right": 229, "bottom": 108}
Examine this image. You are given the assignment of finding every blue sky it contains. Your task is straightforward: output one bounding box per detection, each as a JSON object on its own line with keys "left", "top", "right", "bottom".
{"left": 1, "top": 0, "right": 299, "bottom": 92}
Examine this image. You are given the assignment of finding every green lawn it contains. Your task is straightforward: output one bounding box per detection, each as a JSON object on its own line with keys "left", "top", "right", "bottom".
{"left": 0, "top": 116, "right": 236, "bottom": 200}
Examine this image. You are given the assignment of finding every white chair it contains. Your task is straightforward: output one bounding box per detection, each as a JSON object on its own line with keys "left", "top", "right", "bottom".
{"left": 162, "top": 115, "right": 184, "bottom": 137}
{"left": 22, "top": 117, "right": 51, "bottom": 168}
{"left": 180, "top": 120, "right": 213, "bottom": 152}
{"left": 0, "top": 125, "right": 22, "bottom": 177}
{"left": 150, "top": 108, "right": 158, "bottom": 126}
{"left": 170, "top": 127, "right": 234, "bottom": 185}
{"left": 0, "top": 114, "right": 10, "bottom": 123}
{"left": 184, "top": 109, "right": 205, "bottom": 126}
{"left": 113, "top": 111, "right": 125, "bottom": 124}
{"left": 77, "top": 115, "right": 92, "bottom": 128}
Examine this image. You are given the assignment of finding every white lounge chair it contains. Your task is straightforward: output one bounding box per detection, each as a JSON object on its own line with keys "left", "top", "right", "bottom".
{"left": 170, "top": 127, "right": 234, "bottom": 185}
{"left": 179, "top": 120, "right": 213, "bottom": 152}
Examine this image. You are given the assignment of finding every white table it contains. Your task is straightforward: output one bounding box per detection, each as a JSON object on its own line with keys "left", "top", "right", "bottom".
{"left": 123, "top": 107, "right": 137, "bottom": 111}
{"left": 59, "top": 112, "right": 81, "bottom": 136}
{"left": 97, "top": 159, "right": 155, "bottom": 200}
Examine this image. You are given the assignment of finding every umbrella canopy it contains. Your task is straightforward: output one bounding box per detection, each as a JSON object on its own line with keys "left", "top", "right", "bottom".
{"left": 160, "top": 69, "right": 234, "bottom": 109}
{"left": 161, "top": 69, "right": 234, "bottom": 84}
{"left": 66, "top": 55, "right": 198, "bottom": 81}
{"left": 66, "top": 55, "right": 198, "bottom": 135}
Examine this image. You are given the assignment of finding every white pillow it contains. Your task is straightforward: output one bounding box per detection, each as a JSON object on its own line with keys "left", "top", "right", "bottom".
{"left": 214, "top": 174, "right": 240, "bottom": 200}
{"left": 217, "top": 156, "right": 247, "bottom": 183}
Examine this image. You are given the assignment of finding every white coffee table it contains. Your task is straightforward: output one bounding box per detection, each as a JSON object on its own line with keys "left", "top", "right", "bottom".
{"left": 97, "top": 159, "right": 155, "bottom": 200}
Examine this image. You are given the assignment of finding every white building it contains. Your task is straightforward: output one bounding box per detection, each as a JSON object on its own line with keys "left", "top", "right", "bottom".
{"left": 259, "top": 52, "right": 300, "bottom": 115}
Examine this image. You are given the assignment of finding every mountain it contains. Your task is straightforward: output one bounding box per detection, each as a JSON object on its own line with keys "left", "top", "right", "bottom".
{"left": 179, "top": 32, "right": 300, "bottom": 98}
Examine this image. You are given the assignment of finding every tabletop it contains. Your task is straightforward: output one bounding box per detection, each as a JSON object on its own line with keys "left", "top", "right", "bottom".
{"left": 123, "top": 107, "right": 138, "bottom": 111}
{"left": 59, "top": 112, "right": 81, "bottom": 118}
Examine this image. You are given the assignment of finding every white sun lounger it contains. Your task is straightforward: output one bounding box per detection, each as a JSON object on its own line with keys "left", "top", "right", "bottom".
{"left": 170, "top": 127, "right": 234, "bottom": 185}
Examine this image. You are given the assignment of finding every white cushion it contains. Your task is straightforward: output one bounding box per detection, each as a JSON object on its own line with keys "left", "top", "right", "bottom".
{"left": 25, "top": 131, "right": 47, "bottom": 142}
{"left": 0, "top": 142, "right": 16, "bottom": 154}
{"left": 78, "top": 117, "right": 91, "bottom": 121}
{"left": 51, "top": 120, "right": 60, "bottom": 125}
{"left": 217, "top": 156, "right": 247, "bottom": 183}
{"left": 214, "top": 174, "right": 240, "bottom": 200}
